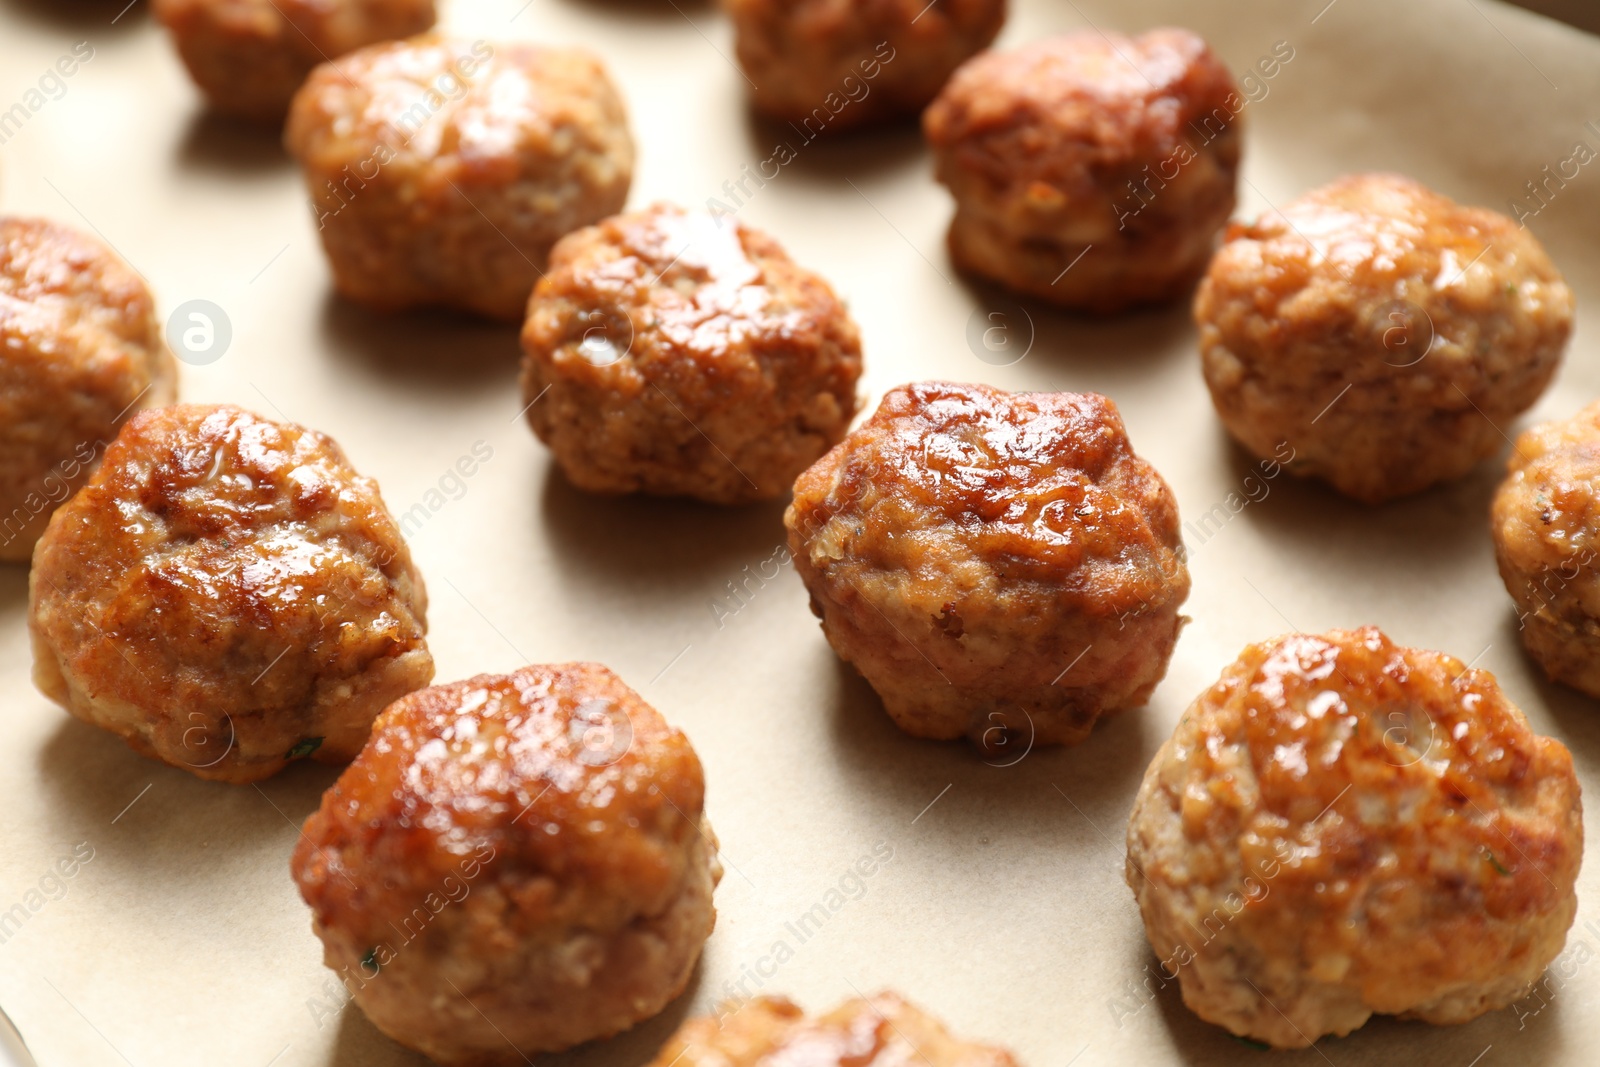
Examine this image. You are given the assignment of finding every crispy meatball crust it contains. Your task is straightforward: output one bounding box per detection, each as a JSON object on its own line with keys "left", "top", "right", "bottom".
{"left": 723, "top": 0, "right": 1005, "bottom": 130}
{"left": 1197, "top": 173, "right": 1573, "bottom": 504}
{"left": 154, "top": 0, "right": 437, "bottom": 122}
{"left": 28, "top": 404, "right": 432, "bottom": 784}
{"left": 1493, "top": 401, "right": 1600, "bottom": 697}
{"left": 292, "top": 664, "right": 722, "bottom": 1066}
{"left": 648, "top": 993, "right": 1019, "bottom": 1066}
{"left": 1126, "top": 627, "right": 1583, "bottom": 1049}
{"left": 0, "top": 218, "right": 176, "bottom": 564}
{"left": 286, "top": 34, "right": 634, "bottom": 322}
{"left": 521, "top": 203, "right": 863, "bottom": 504}
{"left": 923, "top": 28, "right": 1241, "bottom": 312}
{"left": 786, "top": 381, "right": 1189, "bottom": 749}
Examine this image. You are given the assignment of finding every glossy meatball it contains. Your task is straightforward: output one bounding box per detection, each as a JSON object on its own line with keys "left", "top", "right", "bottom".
{"left": 1493, "top": 401, "right": 1600, "bottom": 697}
{"left": 648, "top": 992, "right": 1019, "bottom": 1066}
{"left": 29, "top": 404, "right": 432, "bottom": 784}
{"left": 1197, "top": 173, "right": 1573, "bottom": 503}
{"left": 924, "top": 28, "right": 1241, "bottom": 312}
{"left": 521, "top": 203, "right": 863, "bottom": 504}
{"left": 292, "top": 663, "right": 721, "bottom": 1065}
{"left": 1126, "top": 627, "right": 1583, "bottom": 1049}
{"left": 154, "top": 0, "right": 436, "bottom": 122}
{"left": 286, "top": 34, "right": 634, "bottom": 321}
{"left": 0, "top": 218, "right": 176, "bottom": 564}
{"left": 724, "top": 0, "right": 1005, "bottom": 131}
{"left": 786, "top": 381, "right": 1189, "bottom": 750}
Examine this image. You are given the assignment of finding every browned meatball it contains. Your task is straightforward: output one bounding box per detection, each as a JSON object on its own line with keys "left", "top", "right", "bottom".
{"left": 521, "top": 203, "right": 863, "bottom": 504}
{"left": 154, "top": 0, "right": 436, "bottom": 122}
{"left": 1198, "top": 173, "right": 1573, "bottom": 503}
{"left": 0, "top": 217, "right": 176, "bottom": 564}
{"left": 292, "top": 663, "right": 721, "bottom": 1065}
{"left": 29, "top": 404, "right": 432, "bottom": 784}
{"left": 924, "top": 28, "right": 1241, "bottom": 312}
{"left": 785, "top": 381, "right": 1188, "bottom": 750}
{"left": 1126, "top": 627, "right": 1583, "bottom": 1049}
{"left": 286, "top": 34, "right": 634, "bottom": 321}
{"left": 723, "top": 0, "right": 1005, "bottom": 131}
{"left": 1493, "top": 401, "right": 1600, "bottom": 696}
{"left": 648, "top": 992, "right": 1019, "bottom": 1066}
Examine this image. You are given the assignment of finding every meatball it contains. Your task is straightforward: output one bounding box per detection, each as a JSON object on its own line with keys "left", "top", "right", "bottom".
{"left": 1126, "top": 626, "right": 1583, "bottom": 1049}
{"left": 1197, "top": 173, "right": 1573, "bottom": 503}
{"left": 0, "top": 218, "right": 176, "bottom": 564}
{"left": 286, "top": 34, "right": 634, "bottom": 321}
{"left": 648, "top": 992, "right": 1019, "bottom": 1066}
{"left": 1493, "top": 401, "right": 1600, "bottom": 697}
{"left": 521, "top": 203, "right": 863, "bottom": 504}
{"left": 923, "top": 28, "right": 1241, "bottom": 312}
{"left": 292, "top": 663, "right": 721, "bottom": 1065}
{"left": 29, "top": 404, "right": 432, "bottom": 784}
{"left": 723, "top": 0, "right": 1005, "bottom": 131}
{"left": 153, "top": 0, "right": 437, "bottom": 122}
{"left": 785, "top": 381, "right": 1189, "bottom": 750}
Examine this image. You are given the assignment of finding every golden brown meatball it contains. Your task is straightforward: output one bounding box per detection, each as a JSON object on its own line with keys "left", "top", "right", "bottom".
{"left": 923, "top": 28, "right": 1241, "bottom": 312}
{"left": 723, "top": 0, "right": 1005, "bottom": 131}
{"left": 286, "top": 34, "right": 634, "bottom": 321}
{"left": 648, "top": 992, "right": 1019, "bottom": 1066}
{"left": 292, "top": 663, "right": 721, "bottom": 1065}
{"left": 1126, "top": 626, "right": 1583, "bottom": 1049}
{"left": 0, "top": 217, "right": 176, "bottom": 564}
{"left": 29, "top": 403, "right": 432, "bottom": 784}
{"left": 1197, "top": 173, "right": 1573, "bottom": 504}
{"left": 154, "top": 0, "right": 437, "bottom": 122}
{"left": 786, "top": 381, "right": 1188, "bottom": 750}
{"left": 521, "top": 203, "right": 863, "bottom": 504}
{"left": 1493, "top": 401, "right": 1600, "bottom": 697}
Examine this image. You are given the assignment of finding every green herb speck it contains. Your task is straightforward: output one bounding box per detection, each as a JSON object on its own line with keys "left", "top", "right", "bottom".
{"left": 361, "top": 947, "right": 380, "bottom": 974}
{"left": 286, "top": 737, "right": 324, "bottom": 760}
{"left": 1230, "top": 1035, "right": 1272, "bottom": 1050}
{"left": 1485, "top": 849, "right": 1512, "bottom": 875}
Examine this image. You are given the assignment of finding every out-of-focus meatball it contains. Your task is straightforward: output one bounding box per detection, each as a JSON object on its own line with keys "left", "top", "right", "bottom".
{"left": 723, "top": 0, "right": 1005, "bottom": 131}
{"left": 1126, "top": 627, "right": 1583, "bottom": 1049}
{"left": 648, "top": 992, "right": 1019, "bottom": 1066}
{"left": 0, "top": 218, "right": 176, "bottom": 564}
{"left": 1197, "top": 173, "right": 1573, "bottom": 503}
{"left": 292, "top": 663, "right": 721, "bottom": 1065}
{"left": 521, "top": 203, "right": 863, "bottom": 504}
{"left": 286, "top": 34, "right": 634, "bottom": 321}
{"left": 786, "top": 381, "right": 1188, "bottom": 750}
{"left": 29, "top": 404, "right": 432, "bottom": 784}
{"left": 1493, "top": 401, "right": 1600, "bottom": 697}
{"left": 153, "top": 0, "right": 437, "bottom": 122}
{"left": 923, "top": 29, "right": 1241, "bottom": 312}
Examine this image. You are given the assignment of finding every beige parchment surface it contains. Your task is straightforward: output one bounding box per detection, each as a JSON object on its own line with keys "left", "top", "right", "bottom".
{"left": 1, "top": 0, "right": 1599, "bottom": 1064}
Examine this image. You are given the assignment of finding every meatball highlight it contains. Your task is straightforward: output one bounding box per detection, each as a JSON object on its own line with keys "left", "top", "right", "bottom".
{"left": 292, "top": 663, "right": 721, "bottom": 1065}
{"left": 786, "top": 381, "right": 1189, "bottom": 750}
{"left": 1197, "top": 172, "right": 1573, "bottom": 503}
{"left": 0, "top": 217, "right": 176, "bottom": 564}
{"left": 29, "top": 404, "right": 432, "bottom": 784}
{"left": 924, "top": 28, "right": 1242, "bottom": 312}
{"left": 1126, "top": 627, "right": 1583, "bottom": 1048}
{"left": 521, "top": 203, "right": 863, "bottom": 504}
{"left": 286, "top": 34, "right": 634, "bottom": 321}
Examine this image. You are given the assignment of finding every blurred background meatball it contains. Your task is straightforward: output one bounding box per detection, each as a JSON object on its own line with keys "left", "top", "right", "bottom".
{"left": 924, "top": 28, "right": 1240, "bottom": 312}
{"left": 1197, "top": 172, "right": 1573, "bottom": 503}
{"left": 786, "top": 381, "right": 1188, "bottom": 750}
{"left": 0, "top": 218, "right": 176, "bottom": 564}
{"left": 154, "top": 0, "right": 436, "bottom": 122}
{"left": 1494, "top": 401, "right": 1600, "bottom": 696}
{"left": 286, "top": 35, "right": 634, "bottom": 321}
{"left": 292, "top": 663, "right": 721, "bottom": 1065}
{"left": 521, "top": 203, "right": 863, "bottom": 504}
{"left": 1126, "top": 626, "right": 1583, "bottom": 1049}
{"left": 723, "top": 0, "right": 1005, "bottom": 131}
{"left": 29, "top": 404, "right": 432, "bottom": 783}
